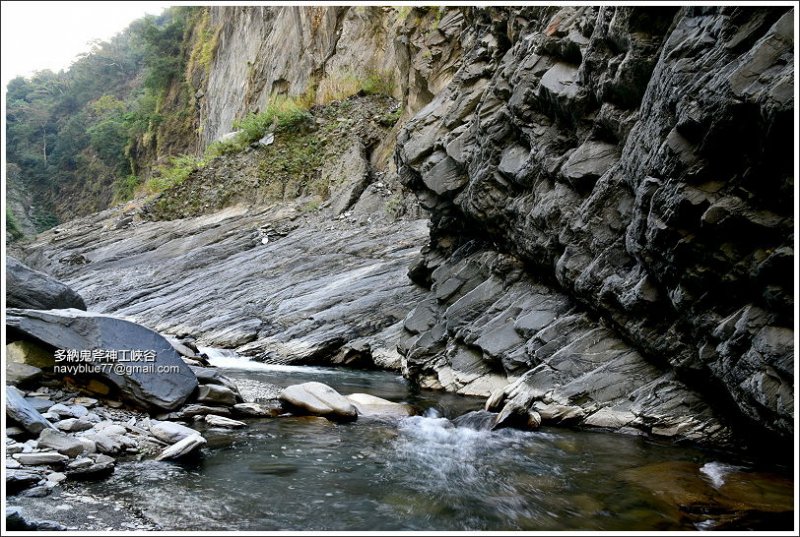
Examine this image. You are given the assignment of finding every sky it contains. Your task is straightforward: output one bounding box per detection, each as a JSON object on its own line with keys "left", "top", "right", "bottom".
{"left": 1, "top": 1, "right": 173, "bottom": 87}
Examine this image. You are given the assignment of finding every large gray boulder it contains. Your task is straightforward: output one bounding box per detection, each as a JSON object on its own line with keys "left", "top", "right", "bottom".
{"left": 279, "top": 382, "right": 357, "bottom": 420}
{"left": 6, "top": 386, "right": 54, "bottom": 434}
{"left": 6, "top": 309, "right": 198, "bottom": 411}
{"left": 6, "top": 256, "right": 86, "bottom": 310}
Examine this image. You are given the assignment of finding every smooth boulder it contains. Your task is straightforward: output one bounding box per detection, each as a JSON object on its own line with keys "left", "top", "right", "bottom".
{"left": 279, "top": 382, "right": 357, "bottom": 420}
{"left": 346, "top": 393, "right": 414, "bottom": 417}
{"left": 6, "top": 256, "right": 86, "bottom": 310}
{"left": 155, "top": 434, "right": 206, "bottom": 461}
{"left": 6, "top": 309, "right": 198, "bottom": 411}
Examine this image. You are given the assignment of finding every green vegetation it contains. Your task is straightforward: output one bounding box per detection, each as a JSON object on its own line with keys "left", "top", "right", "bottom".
{"left": 144, "top": 154, "right": 205, "bottom": 195}
{"left": 5, "top": 7, "right": 200, "bottom": 224}
{"left": 6, "top": 208, "right": 24, "bottom": 240}
{"left": 315, "top": 69, "right": 396, "bottom": 105}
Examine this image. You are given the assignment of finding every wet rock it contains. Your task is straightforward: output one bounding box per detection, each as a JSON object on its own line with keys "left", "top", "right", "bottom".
{"left": 160, "top": 404, "right": 233, "bottom": 420}
{"left": 149, "top": 421, "right": 199, "bottom": 444}
{"left": 6, "top": 362, "right": 42, "bottom": 386}
{"left": 248, "top": 462, "right": 298, "bottom": 476}
{"left": 6, "top": 386, "right": 54, "bottom": 434}
{"left": 233, "top": 402, "right": 280, "bottom": 417}
{"left": 65, "top": 454, "right": 115, "bottom": 479}
{"left": 13, "top": 452, "right": 69, "bottom": 466}
{"left": 346, "top": 393, "right": 414, "bottom": 417}
{"left": 6, "top": 256, "right": 86, "bottom": 310}
{"left": 6, "top": 309, "right": 198, "bottom": 410}
{"left": 452, "top": 410, "right": 498, "bottom": 430}
{"left": 37, "top": 429, "right": 85, "bottom": 458}
{"left": 204, "top": 414, "right": 247, "bottom": 428}
{"left": 280, "top": 382, "right": 357, "bottom": 420}
{"left": 6, "top": 469, "right": 44, "bottom": 493}
{"left": 196, "top": 384, "right": 239, "bottom": 407}
{"left": 6, "top": 505, "right": 68, "bottom": 530}
{"left": 155, "top": 434, "right": 207, "bottom": 461}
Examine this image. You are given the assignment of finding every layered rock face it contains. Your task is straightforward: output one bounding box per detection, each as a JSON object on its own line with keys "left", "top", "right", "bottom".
{"left": 201, "top": 6, "right": 467, "bottom": 145}
{"left": 396, "top": 6, "right": 794, "bottom": 443}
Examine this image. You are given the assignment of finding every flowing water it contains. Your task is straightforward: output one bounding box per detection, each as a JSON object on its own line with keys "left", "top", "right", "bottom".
{"left": 56, "top": 355, "right": 794, "bottom": 531}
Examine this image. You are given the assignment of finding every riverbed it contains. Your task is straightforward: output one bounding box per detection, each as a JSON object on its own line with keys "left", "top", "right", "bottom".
{"left": 10, "top": 357, "right": 794, "bottom": 531}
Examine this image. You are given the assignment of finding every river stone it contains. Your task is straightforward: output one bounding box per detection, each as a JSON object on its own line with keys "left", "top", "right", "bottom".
{"left": 346, "top": 393, "right": 414, "bottom": 417}
{"left": 196, "top": 384, "right": 238, "bottom": 406}
{"left": 6, "top": 469, "right": 43, "bottom": 493}
{"left": 25, "top": 398, "right": 54, "bottom": 412}
{"left": 65, "top": 454, "right": 115, "bottom": 479}
{"left": 13, "top": 452, "right": 69, "bottom": 466}
{"left": 37, "top": 429, "right": 85, "bottom": 458}
{"left": 149, "top": 421, "right": 198, "bottom": 444}
{"left": 48, "top": 403, "right": 88, "bottom": 419}
{"left": 155, "top": 434, "right": 206, "bottom": 461}
{"left": 204, "top": 414, "right": 247, "bottom": 428}
{"left": 165, "top": 336, "right": 198, "bottom": 359}
{"left": 55, "top": 418, "right": 94, "bottom": 432}
{"left": 6, "top": 256, "right": 87, "bottom": 310}
{"left": 6, "top": 386, "right": 54, "bottom": 434}
{"left": 81, "top": 433, "right": 121, "bottom": 455}
{"left": 6, "top": 362, "right": 42, "bottom": 386}
{"left": 233, "top": 402, "right": 279, "bottom": 417}
{"left": 6, "top": 308, "right": 198, "bottom": 410}
{"left": 72, "top": 397, "right": 98, "bottom": 408}
{"left": 190, "top": 367, "right": 242, "bottom": 394}
{"left": 280, "top": 382, "right": 357, "bottom": 420}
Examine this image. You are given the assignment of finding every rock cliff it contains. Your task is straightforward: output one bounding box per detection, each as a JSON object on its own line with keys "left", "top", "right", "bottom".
{"left": 396, "top": 6, "right": 794, "bottom": 445}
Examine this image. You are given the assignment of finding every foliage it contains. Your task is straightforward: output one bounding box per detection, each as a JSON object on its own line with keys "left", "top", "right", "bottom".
{"left": 315, "top": 69, "right": 396, "bottom": 106}
{"left": 4, "top": 6, "right": 200, "bottom": 222}
{"left": 143, "top": 154, "right": 203, "bottom": 194}
{"left": 6, "top": 208, "right": 24, "bottom": 240}
{"left": 234, "top": 96, "right": 313, "bottom": 143}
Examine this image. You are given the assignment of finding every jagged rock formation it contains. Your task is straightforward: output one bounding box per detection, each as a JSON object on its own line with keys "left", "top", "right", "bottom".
{"left": 396, "top": 6, "right": 794, "bottom": 444}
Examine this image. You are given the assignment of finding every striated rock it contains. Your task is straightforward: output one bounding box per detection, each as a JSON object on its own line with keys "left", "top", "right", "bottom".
{"left": 396, "top": 6, "right": 794, "bottom": 447}
{"left": 6, "top": 256, "right": 86, "bottom": 310}
{"left": 155, "top": 434, "right": 206, "bottom": 461}
{"left": 6, "top": 309, "right": 198, "bottom": 410}
{"left": 280, "top": 382, "right": 357, "bottom": 420}
{"left": 6, "top": 387, "right": 54, "bottom": 434}
{"left": 6, "top": 471, "right": 44, "bottom": 494}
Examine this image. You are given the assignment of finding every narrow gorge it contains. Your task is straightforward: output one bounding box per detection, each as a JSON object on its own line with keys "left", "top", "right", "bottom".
{"left": 4, "top": 5, "right": 795, "bottom": 532}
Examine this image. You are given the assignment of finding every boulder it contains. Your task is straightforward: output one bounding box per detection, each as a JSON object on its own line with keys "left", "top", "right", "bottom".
{"left": 189, "top": 366, "right": 242, "bottom": 396}
{"left": 55, "top": 418, "right": 94, "bottom": 432}
{"left": 279, "top": 382, "right": 357, "bottom": 420}
{"left": 6, "top": 309, "right": 198, "bottom": 410}
{"left": 6, "top": 340, "right": 55, "bottom": 369}
{"left": 149, "top": 421, "right": 198, "bottom": 444}
{"left": 6, "top": 362, "right": 42, "bottom": 386}
{"left": 196, "top": 384, "right": 238, "bottom": 406}
{"left": 204, "top": 414, "right": 247, "bottom": 428}
{"left": 155, "top": 434, "right": 206, "bottom": 461}
{"left": 65, "top": 454, "right": 115, "bottom": 479}
{"left": 37, "top": 429, "right": 85, "bottom": 458}
{"left": 5, "top": 256, "right": 86, "bottom": 310}
{"left": 6, "top": 386, "right": 54, "bottom": 434}
{"left": 13, "top": 452, "right": 69, "bottom": 465}
{"left": 47, "top": 403, "right": 88, "bottom": 419}
{"left": 346, "top": 393, "right": 414, "bottom": 417}
{"left": 6, "top": 470, "right": 43, "bottom": 493}
{"left": 233, "top": 402, "right": 281, "bottom": 417}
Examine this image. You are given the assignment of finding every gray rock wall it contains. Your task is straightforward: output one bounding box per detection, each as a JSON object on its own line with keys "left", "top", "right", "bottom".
{"left": 396, "top": 6, "right": 794, "bottom": 442}
{"left": 201, "top": 6, "right": 467, "bottom": 146}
